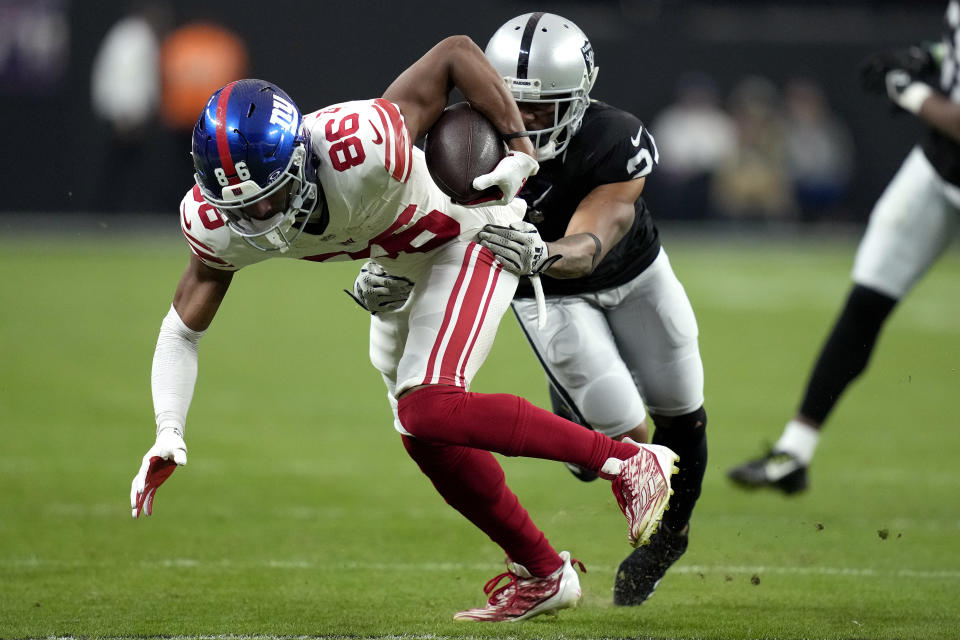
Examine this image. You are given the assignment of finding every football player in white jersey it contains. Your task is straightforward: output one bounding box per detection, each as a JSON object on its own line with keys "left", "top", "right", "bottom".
{"left": 129, "top": 35, "right": 680, "bottom": 623}
{"left": 354, "top": 13, "right": 707, "bottom": 608}
{"left": 729, "top": 0, "right": 960, "bottom": 494}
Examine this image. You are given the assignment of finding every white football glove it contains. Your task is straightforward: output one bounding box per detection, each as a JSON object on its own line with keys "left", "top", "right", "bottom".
{"left": 345, "top": 260, "right": 414, "bottom": 314}
{"left": 130, "top": 427, "right": 187, "bottom": 518}
{"left": 463, "top": 151, "right": 539, "bottom": 208}
{"left": 478, "top": 221, "right": 561, "bottom": 276}
{"left": 885, "top": 69, "right": 933, "bottom": 115}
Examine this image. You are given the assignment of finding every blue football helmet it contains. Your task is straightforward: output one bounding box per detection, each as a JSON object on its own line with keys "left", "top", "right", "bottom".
{"left": 192, "top": 79, "right": 319, "bottom": 252}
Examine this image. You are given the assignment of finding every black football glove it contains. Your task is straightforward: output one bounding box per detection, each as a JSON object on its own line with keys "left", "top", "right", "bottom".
{"left": 859, "top": 45, "right": 937, "bottom": 96}
{"left": 885, "top": 69, "right": 934, "bottom": 115}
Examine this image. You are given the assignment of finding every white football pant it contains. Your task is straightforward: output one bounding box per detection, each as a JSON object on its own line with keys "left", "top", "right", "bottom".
{"left": 369, "top": 240, "right": 519, "bottom": 435}
{"left": 512, "top": 248, "right": 705, "bottom": 438}
{"left": 853, "top": 146, "right": 960, "bottom": 299}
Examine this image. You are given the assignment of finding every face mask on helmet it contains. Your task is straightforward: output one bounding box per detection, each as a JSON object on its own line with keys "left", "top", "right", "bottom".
{"left": 485, "top": 12, "right": 599, "bottom": 161}
{"left": 192, "top": 79, "right": 320, "bottom": 252}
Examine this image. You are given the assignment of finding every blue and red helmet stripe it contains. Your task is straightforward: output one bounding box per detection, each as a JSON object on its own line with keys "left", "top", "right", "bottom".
{"left": 213, "top": 80, "right": 240, "bottom": 185}
{"left": 192, "top": 79, "right": 304, "bottom": 199}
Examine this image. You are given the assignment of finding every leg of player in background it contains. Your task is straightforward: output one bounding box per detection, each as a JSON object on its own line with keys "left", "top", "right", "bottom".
{"left": 728, "top": 146, "right": 958, "bottom": 493}
{"left": 726, "top": 286, "right": 897, "bottom": 494}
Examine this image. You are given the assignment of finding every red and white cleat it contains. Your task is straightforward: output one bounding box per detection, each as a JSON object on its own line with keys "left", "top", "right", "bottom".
{"left": 609, "top": 438, "right": 680, "bottom": 548}
{"left": 453, "top": 551, "right": 585, "bottom": 622}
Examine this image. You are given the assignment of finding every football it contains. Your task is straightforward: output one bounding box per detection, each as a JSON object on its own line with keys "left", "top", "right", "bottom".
{"left": 425, "top": 102, "right": 506, "bottom": 204}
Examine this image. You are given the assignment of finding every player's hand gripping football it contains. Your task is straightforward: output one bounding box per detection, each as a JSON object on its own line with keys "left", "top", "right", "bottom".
{"left": 478, "top": 221, "right": 561, "bottom": 276}
{"left": 463, "top": 151, "right": 539, "bottom": 207}
{"left": 345, "top": 260, "right": 414, "bottom": 314}
{"left": 130, "top": 427, "right": 187, "bottom": 518}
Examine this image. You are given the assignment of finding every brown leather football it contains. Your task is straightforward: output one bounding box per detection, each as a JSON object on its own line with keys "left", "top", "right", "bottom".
{"left": 425, "top": 102, "right": 506, "bottom": 204}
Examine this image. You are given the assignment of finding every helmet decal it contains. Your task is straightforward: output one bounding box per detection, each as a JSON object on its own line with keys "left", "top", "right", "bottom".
{"left": 581, "top": 41, "right": 595, "bottom": 75}
{"left": 269, "top": 93, "right": 298, "bottom": 131}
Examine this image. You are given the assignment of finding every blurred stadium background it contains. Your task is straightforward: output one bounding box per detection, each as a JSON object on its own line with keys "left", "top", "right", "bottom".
{"left": 0, "top": 0, "right": 950, "bottom": 222}
{"left": 2, "top": 1, "right": 959, "bottom": 639}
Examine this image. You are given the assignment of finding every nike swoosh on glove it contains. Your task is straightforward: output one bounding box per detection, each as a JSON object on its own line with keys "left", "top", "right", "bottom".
{"left": 130, "top": 428, "right": 187, "bottom": 518}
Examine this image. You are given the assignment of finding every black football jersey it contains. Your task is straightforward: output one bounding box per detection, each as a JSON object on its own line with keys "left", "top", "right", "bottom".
{"left": 515, "top": 100, "right": 662, "bottom": 298}
{"left": 921, "top": 0, "right": 960, "bottom": 186}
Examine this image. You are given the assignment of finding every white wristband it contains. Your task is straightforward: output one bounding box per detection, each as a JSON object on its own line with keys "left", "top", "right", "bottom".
{"left": 899, "top": 82, "right": 933, "bottom": 115}
{"left": 151, "top": 305, "right": 204, "bottom": 436}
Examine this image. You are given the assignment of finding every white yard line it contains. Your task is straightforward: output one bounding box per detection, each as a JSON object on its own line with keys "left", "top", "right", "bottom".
{"left": 5, "top": 556, "right": 960, "bottom": 579}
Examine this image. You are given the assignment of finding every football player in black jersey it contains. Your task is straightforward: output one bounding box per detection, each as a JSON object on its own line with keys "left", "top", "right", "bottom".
{"left": 352, "top": 12, "right": 707, "bottom": 606}
{"left": 729, "top": 0, "right": 960, "bottom": 494}
{"left": 478, "top": 12, "right": 708, "bottom": 607}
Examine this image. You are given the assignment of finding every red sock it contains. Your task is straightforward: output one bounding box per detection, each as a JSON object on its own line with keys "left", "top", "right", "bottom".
{"left": 401, "top": 435, "right": 562, "bottom": 576}
{"left": 397, "top": 385, "right": 639, "bottom": 473}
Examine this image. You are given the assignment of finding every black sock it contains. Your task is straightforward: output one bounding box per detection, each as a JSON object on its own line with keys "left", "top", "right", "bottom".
{"left": 651, "top": 406, "right": 707, "bottom": 532}
{"left": 799, "top": 284, "right": 897, "bottom": 425}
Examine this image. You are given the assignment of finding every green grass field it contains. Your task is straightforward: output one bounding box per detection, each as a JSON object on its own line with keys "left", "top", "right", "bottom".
{"left": 2, "top": 224, "right": 958, "bottom": 640}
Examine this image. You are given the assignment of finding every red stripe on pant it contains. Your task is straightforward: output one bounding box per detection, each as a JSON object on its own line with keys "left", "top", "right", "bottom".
{"left": 422, "top": 244, "right": 500, "bottom": 387}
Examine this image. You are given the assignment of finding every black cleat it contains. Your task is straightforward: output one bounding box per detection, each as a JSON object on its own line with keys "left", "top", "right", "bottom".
{"left": 727, "top": 450, "right": 808, "bottom": 494}
{"left": 613, "top": 525, "right": 689, "bottom": 606}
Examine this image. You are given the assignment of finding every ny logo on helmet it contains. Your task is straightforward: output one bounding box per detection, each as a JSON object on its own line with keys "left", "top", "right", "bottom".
{"left": 270, "top": 94, "right": 297, "bottom": 131}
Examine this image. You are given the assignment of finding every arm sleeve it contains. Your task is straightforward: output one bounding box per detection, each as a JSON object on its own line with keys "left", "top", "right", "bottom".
{"left": 151, "top": 305, "right": 205, "bottom": 436}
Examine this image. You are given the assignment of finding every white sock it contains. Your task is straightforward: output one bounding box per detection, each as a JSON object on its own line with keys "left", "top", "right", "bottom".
{"left": 773, "top": 420, "right": 820, "bottom": 465}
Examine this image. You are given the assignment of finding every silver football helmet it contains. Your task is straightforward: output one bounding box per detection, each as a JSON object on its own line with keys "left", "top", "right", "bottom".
{"left": 485, "top": 12, "right": 598, "bottom": 161}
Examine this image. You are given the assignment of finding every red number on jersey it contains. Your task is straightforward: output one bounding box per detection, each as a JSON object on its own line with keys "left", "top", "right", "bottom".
{"left": 325, "top": 113, "right": 359, "bottom": 141}
{"left": 374, "top": 208, "right": 461, "bottom": 258}
{"left": 303, "top": 206, "right": 461, "bottom": 262}
{"left": 188, "top": 188, "right": 225, "bottom": 230}
{"left": 324, "top": 112, "right": 366, "bottom": 172}
{"left": 329, "top": 137, "right": 366, "bottom": 171}
{"left": 198, "top": 202, "right": 226, "bottom": 230}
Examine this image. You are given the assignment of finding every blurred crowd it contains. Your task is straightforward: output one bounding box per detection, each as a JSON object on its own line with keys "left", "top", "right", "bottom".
{"left": 89, "top": 1, "right": 248, "bottom": 213}
{"left": 84, "top": 3, "right": 861, "bottom": 222}
{"left": 645, "top": 72, "right": 855, "bottom": 224}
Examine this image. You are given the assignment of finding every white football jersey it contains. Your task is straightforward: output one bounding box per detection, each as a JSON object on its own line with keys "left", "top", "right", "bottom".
{"left": 179, "top": 98, "right": 525, "bottom": 272}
